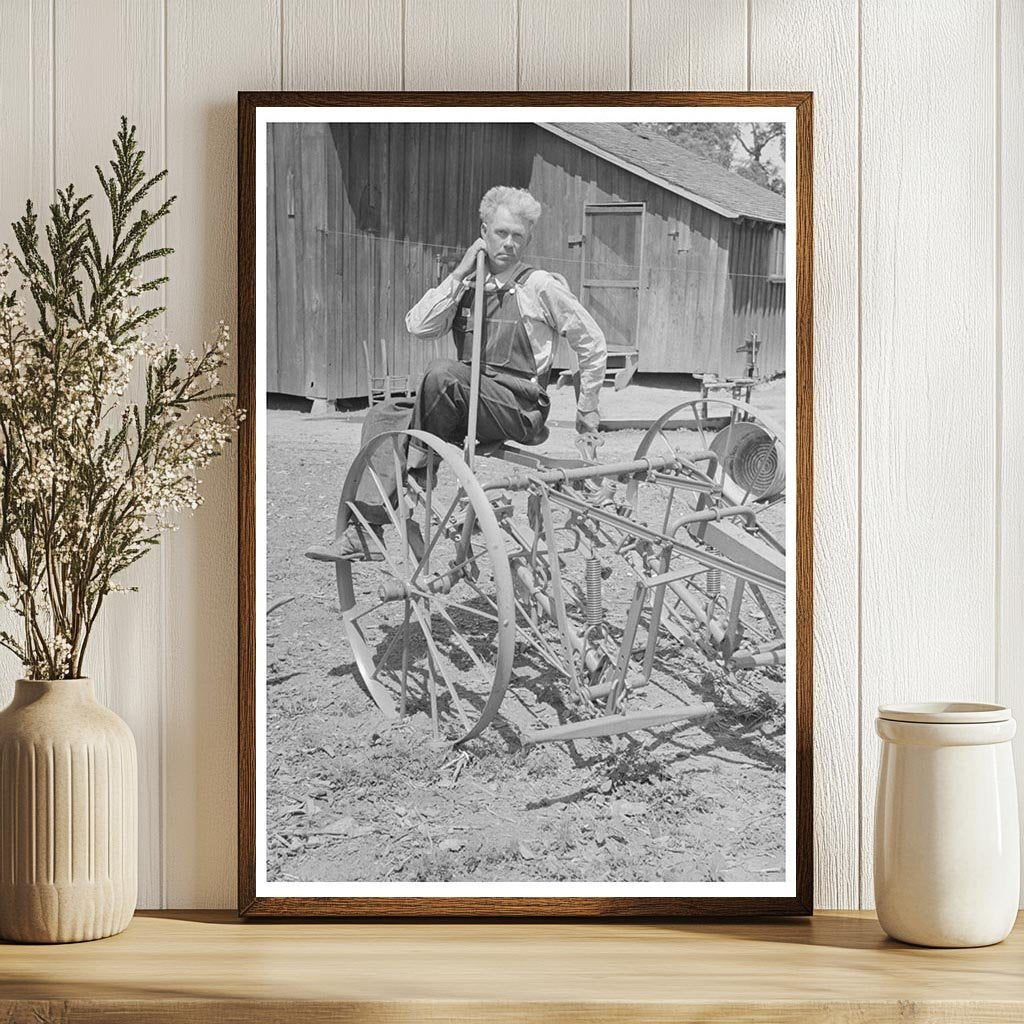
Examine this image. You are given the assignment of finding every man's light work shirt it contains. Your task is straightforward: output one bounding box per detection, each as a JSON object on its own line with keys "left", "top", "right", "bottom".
{"left": 405, "top": 270, "right": 607, "bottom": 414}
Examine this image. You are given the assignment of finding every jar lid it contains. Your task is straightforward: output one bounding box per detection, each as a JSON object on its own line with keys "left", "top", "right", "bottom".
{"left": 877, "top": 702, "right": 1011, "bottom": 724}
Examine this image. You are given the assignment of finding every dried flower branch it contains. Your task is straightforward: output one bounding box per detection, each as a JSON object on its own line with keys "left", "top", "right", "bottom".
{"left": 0, "top": 117, "right": 241, "bottom": 679}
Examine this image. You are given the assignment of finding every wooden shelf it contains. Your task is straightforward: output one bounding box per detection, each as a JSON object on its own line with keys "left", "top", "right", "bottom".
{"left": 2, "top": 910, "right": 1022, "bottom": 1022}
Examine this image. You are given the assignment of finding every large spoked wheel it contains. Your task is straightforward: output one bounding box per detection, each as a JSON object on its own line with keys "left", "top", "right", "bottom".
{"left": 336, "top": 429, "right": 516, "bottom": 746}
{"left": 630, "top": 397, "right": 787, "bottom": 717}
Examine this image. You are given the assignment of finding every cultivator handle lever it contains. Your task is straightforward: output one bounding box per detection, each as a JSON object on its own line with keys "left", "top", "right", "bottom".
{"left": 464, "top": 248, "right": 487, "bottom": 470}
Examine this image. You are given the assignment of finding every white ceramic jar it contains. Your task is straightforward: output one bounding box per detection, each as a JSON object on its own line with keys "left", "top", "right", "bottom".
{"left": 874, "top": 702, "right": 1019, "bottom": 947}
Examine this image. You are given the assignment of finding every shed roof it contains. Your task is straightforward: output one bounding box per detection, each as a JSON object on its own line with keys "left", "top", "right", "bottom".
{"left": 538, "top": 121, "right": 786, "bottom": 224}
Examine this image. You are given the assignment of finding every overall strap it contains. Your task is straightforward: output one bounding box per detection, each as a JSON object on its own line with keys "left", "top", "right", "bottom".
{"left": 490, "top": 263, "right": 535, "bottom": 300}
{"left": 505, "top": 264, "right": 535, "bottom": 290}
{"left": 463, "top": 263, "right": 534, "bottom": 298}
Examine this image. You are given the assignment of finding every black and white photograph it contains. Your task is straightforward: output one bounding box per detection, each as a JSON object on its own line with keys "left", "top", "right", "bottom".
{"left": 244, "top": 98, "right": 808, "bottom": 913}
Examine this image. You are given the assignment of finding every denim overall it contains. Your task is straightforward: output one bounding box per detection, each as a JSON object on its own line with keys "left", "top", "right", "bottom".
{"left": 452, "top": 265, "right": 547, "bottom": 387}
{"left": 356, "top": 265, "right": 550, "bottom": 521}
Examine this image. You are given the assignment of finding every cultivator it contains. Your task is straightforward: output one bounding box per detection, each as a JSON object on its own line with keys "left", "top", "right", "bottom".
{"left": 323, "top": 392, "right": 786, "bottom": 748}
{"left": 313, "top": 248, "right": 785, "bottom": 748}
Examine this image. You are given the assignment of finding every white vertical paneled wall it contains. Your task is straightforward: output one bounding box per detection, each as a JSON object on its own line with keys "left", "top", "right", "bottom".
{"left": 0, "top": 0, "right": 1014, "bottom": 910}
{"left": 162, "top": 0, "right": 280, "bottom": 909}
{"left": 1002, "top": 0, "right": 1024, "bottom": 893}
{"left": 58, "top": 0, "right": 168, "bottom": 911}
{"left": 0, "top": 0, "right": 51, "bottom": 690}
{"left": 859, "top": 0, "right": 998, "bottom": 908}
{"left": 405, "top": 1, "right": 515, "bottom": 90}
{"left": 750, "top": 0, "right": 861, "bottom": 912}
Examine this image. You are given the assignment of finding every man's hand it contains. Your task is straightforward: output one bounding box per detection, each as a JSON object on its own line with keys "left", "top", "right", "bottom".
{"left": 452, "top": 238, "right": 487, "bottom": 282}
{"left": 575, "top": 409, "right": 600, "bottom": 435}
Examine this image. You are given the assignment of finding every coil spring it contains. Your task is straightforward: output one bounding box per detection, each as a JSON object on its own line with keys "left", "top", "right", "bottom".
{"left": 585, "top": 556, "right": 603, "bottom": 628}
{"left": 707, "top": 566, "right": 722, "bottom": 599}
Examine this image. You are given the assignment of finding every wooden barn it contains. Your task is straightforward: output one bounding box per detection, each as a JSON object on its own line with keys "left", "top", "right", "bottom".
{"left": 267, "top": 121, "right": 786, "bottom": 403}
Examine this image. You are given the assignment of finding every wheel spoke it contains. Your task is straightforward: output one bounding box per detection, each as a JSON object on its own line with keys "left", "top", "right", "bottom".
{"left": 407, "top": 600, "right": 472, "bottom": 732}
{"left": 339, "top": 434, "right": 515, "bottom": 744}
{"left": 371, "top": 623, "right": 405, "bottom": 672}
{"left": 462, "top": 572, "right": 565, "bottom": 673}
{"left": 400, "top": 602, "right": 411, "bottom": 716}
{"left": 364, "top": 465, "right": 403, "bottom": 532}
{"left": 345, "top": 501, "right": 404, "bottom": 576}
{"left": 391, "top": 445, "right": 412, "bottom": 561}
{"left": 410, "top": 489, "right": 466, "bottom": 584}
{"left": 460, "top": 574, "right": 501, "bottom": 614}
{"left": 423, "top": 459, "right": 435, "bottom": 574}
{"left": 694, "top": 407, "right": 711, "bottom": 449}
{"left": 719, "top": 413, "right": 739, "bottom": 486}
{"left": 655, "top": 429, "right": 679, "bottom": 469}
{"left": 405, "top": 586, "right": 501, "bottom": 625}
{"left": 433, "top": 604, "right": 502, "bottom": 698}
{"left": 351, "top": 598, "right": 390, "bottom": 623}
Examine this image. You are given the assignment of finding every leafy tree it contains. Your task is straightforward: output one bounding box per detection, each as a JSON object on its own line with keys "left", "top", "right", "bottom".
{"left": 734, "top": 123, "right": 785, "bottom": 193}
{"left": 630, "top": 122, "right": 786, "bottom": 195}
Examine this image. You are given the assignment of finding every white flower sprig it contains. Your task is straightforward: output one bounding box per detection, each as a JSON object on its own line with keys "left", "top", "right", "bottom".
{"left": 0, "top": 119, "right": 241, "bottom": 679}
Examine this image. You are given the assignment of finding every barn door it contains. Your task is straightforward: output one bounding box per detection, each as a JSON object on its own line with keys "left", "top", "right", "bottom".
{"left": 581, "top": 203, "right": 644, "bottom": 355}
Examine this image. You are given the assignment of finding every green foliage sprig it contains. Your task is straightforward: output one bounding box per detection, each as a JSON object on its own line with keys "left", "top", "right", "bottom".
{"left": 0, "top": 117, "right": 241, "bottom": 679}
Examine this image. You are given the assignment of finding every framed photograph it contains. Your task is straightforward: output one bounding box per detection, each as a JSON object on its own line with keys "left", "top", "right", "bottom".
{"left": 238, "top": 91, "right": 812, "bottom": 916}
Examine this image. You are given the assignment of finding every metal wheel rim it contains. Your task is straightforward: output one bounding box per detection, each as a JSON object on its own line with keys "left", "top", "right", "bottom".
{"left": 335, "top": 429, "right": 516, "bottom": 745}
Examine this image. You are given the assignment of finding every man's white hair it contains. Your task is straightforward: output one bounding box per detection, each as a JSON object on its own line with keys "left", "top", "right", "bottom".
{"left": 479, "top": 186, "right": 542, "bottom": 228}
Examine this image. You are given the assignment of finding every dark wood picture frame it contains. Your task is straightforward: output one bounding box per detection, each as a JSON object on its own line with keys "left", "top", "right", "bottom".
{"left": 238, "top": 91, "right": 813, "bottom": 917}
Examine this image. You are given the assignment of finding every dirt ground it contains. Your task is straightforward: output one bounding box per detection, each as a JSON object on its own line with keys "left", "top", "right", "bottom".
{"left": 266, "top": 376, "right": 788, "bottom": 885}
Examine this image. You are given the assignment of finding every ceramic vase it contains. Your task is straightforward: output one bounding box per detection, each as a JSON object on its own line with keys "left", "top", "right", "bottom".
{"left": 874, "top": 702, "right": 1019, "bottom": 947}
{"left": 0, "top": 678, "right": 137, "bottom": 942}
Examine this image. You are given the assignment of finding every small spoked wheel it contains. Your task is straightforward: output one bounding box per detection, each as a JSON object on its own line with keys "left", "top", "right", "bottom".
{"left": 632, "top": 397, "right": 785, "bottom": 522}
{"left": 630, "top": 397, "right": 787, "bottom": 709}
{"left": 335, "top": 429, "right": 515, "bottom": 745}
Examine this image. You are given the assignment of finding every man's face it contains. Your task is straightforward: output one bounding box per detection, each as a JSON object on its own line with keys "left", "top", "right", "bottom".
{"left": 480, "top": 206, "right": 531, "bottom": 271}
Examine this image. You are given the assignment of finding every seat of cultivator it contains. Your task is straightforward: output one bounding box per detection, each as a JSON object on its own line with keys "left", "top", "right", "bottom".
{"left": 475, "top": 422, "right": 550, "bottom": 459}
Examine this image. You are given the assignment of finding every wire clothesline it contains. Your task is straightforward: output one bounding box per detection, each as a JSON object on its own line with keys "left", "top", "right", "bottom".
{"left": 314, "top": 227, "right": 785, "bottom": 284}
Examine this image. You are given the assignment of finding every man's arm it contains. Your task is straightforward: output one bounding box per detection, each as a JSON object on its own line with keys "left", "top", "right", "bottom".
{"left": 404, "top": 274, "right": 467, "bottom": 338}
{"left": 536, "top": 275, "right": 607, "bottom": 428}
{"left": 405, "top": 240, "right": 486, "bottom": 338}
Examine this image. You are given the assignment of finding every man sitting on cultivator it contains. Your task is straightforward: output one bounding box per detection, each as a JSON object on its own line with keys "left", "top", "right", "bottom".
{"left": 404, "top": 185, "right": 606, "bottom": 470}
{"left": 309, "top": 185, "right": 607, "bottom": 562}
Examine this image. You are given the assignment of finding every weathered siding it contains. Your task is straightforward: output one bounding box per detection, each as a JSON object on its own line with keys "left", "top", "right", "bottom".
{"left": 726, "top": 220, "right": 786, "bottom": 377}
{"left": 319, "top": 122, "right": 534, "bottom": 398}
{"left": 525, "top": 125, "right": 785, "bottom": 378}
{"left": 268, "top": 122, "right": 328, "bottom": 398}
{"left": 268, "top": 121, "right": 786, "bottom": 399}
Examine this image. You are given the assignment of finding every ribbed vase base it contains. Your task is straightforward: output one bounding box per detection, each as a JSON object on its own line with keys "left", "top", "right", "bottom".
{"left": 0, "top": 880, "right": 135, "bottom": 943}
{"left": 0, "top": 678, "right": 138, "bottom": 945}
